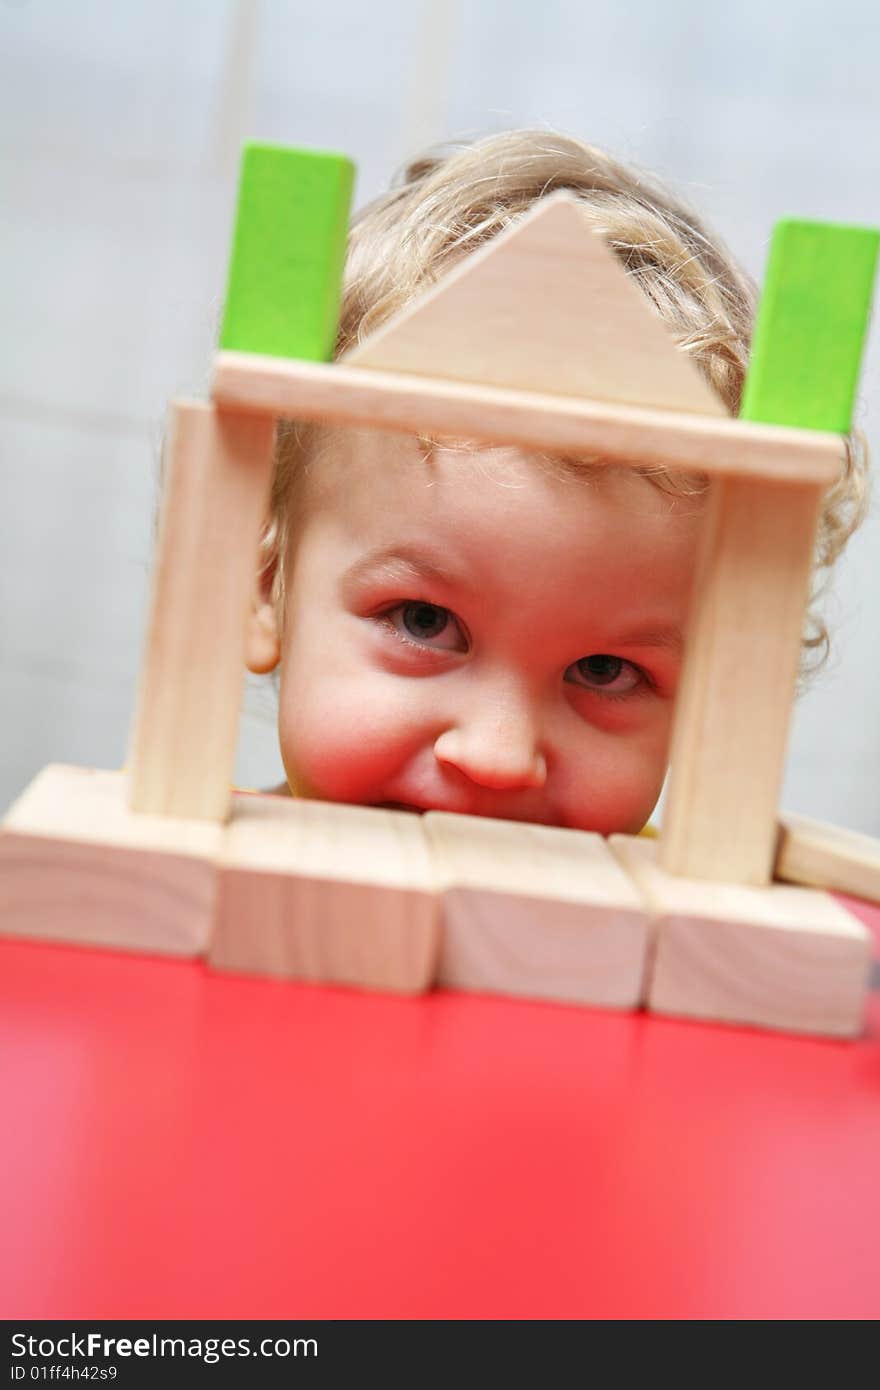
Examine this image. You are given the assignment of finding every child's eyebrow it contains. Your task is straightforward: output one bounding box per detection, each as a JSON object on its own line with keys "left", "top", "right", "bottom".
{"left": 341, "top": 544, "right": 464, "bottom": 593}
{"left": 610, "top": 622, "right": 684, "bottom": 654}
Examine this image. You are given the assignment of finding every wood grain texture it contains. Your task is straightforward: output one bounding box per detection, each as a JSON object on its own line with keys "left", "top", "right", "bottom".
{"left": 776, "top": 812, "right": 880, "bottom": 904}
{"left": 0, "top": 765, "right": 221, "bottom": 956}
{"left": 612, "top": 835, "right": 871, "bottom": 1038}
{"left": 425, "top": 813, "right": 650, "bottom": 1008}
{"left": 213, "top": 352, "right": 842, "bottom": 486}
{"left": 347, "top": 192, "right": 727, "bottom": 416}
{"left": 209, "top": 794, "right": 441, "bottom": 994}
{"left": 127, "top": 399, "right": 276, "bottom": 822}
{"left": 660, "top": 477, "right": 824, "bottom": 884}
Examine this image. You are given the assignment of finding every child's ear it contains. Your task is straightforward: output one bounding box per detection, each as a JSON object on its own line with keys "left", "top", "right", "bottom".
{"left": 245, "top": 596, "right": 281, "bottom": 674}
{"left": 244, "top": 538, "right": 282, "bottom": 675}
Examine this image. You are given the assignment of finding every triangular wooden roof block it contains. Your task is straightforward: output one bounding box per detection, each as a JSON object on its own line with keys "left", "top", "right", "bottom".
{"left": 345, "top": 191, "right": 727, "bottom": 417}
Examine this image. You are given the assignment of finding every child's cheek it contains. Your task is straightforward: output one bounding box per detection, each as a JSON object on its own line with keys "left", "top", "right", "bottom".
{"left": 563, "top": 726, "right": 670, "bottom": 834}
{"left": 277, "top": 675, "right": 413, "bottom": 802}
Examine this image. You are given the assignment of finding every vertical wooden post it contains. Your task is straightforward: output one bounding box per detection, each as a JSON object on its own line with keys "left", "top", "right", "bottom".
{"left": 661, "top": 218, "right": 878, "bottom": 884}
{"left": 128, "top": 145, "right": 354, "bottom": 822}
{"left": 660, "top": 474, "right": 823, "bottom": 884}
{"left": 127, "top": 400, "right": 276, "bottom": 821}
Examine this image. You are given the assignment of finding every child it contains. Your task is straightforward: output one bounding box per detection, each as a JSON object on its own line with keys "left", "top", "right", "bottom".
{"left": 241, "top": 130, "right": 866, "bottom": 835}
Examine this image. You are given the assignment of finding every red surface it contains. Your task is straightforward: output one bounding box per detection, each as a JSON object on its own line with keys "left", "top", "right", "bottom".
{"left": 2, "top": 899, "right": 879, "bottom": 1321}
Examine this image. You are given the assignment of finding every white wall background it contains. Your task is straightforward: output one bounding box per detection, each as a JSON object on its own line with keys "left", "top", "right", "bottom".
{"left": 2, "top": 0, "right": 879, "bottom": 831}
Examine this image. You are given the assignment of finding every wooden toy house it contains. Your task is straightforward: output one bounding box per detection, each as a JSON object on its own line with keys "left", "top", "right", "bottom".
{"left": 1, "top": 143, "right": 877, "bottom": 1038}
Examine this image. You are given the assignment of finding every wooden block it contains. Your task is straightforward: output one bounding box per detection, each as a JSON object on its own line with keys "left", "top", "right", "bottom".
{"left": 220, "top": 142, "right": 354, "bottom": 361}
{"left": 612, "top": 835, "right": 872, "bottom": 1038}
{"left": 660, "top": 475, "right": 823, "bottom": 884}
{"left": 741, "top": 219, "right": 879, "bottom": 432}
{"left": 660, "top": 220, "right": 879, "bottom": 885}
{"left": 209, "top": 795, "right": 441, "bottom": 994}
{"left": 127, "top": 399, "right": 276, "bottom": 821}
{"left": 424, "top": 813, "right": 650, "bottom": 1009}
{"left": 776, "top": 812, "right": 880, "bottom": 905}
{"left": 212, "top": 352, "right": 842, "bottom": 486}
{"left": 347, "top": 192, "right": 727, "bottom": 416}
{"left": 0, "top": 765, "right": 221, "bottom": 956}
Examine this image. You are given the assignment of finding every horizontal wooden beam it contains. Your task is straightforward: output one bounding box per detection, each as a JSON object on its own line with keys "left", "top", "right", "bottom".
{"left": 775, "top": 812, "right": 880, "bottom": 904}
{"left": 212, "top": 350, "right": 843, "bottom": 485}
{"left": 2, "top": 764, "right": 870, "bottom": 1039}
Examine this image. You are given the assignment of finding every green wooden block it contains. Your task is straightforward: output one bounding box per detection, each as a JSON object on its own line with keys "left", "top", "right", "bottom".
{"left": 220, "top": 143, "right": 355, "bottom": 361}
{"left": 740, "top": 218, "right": 879, "bottom": 432}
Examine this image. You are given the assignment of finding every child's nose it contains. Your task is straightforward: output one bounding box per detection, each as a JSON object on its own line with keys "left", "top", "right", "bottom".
{"left": 433, "top": 694, "right": 548, "bottom": 791}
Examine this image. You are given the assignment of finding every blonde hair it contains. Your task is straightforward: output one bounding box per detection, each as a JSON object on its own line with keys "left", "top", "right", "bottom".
{"left": 265, "top": 129, "right": 867, "bottom": 672}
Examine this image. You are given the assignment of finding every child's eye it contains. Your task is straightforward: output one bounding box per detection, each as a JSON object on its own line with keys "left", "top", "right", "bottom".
{"left": 383, "top": 601, "right": 469, "bottom": 652}
{"left": 565, "top": 654, "right": 645, "bottom": 696}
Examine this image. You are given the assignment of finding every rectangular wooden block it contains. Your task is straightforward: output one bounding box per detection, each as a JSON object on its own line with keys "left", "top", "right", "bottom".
{"left": 209, "top": 795, "right": 441, "bottom": 994}
{"left": 660, "top": 476, "right": 823, "bottom": 884}
{"left": 424, "top": 813, "right": 651, "bottom": 1009}
{"left": 776, "top": 812, "right": 880, "bottom": 905}
{"left": 612, "top": 835, "right": 872, "bottom": 1038}
{"left": 660, "top": 219, "right": 879, "bottom": 887}
{"left": 741, "top": 218, "right": 879, "bottom": 433}
{"left": 220, "top": 142, "right": 354, "bottom": 361}
{"left": 127, "top": 399, "right": 276, "bottom": 822}
{"left": 0, "top": 765, "right": 222, "bottom": 956}
{"left": 213, "top": 352, "right": 842, "bottom": 486}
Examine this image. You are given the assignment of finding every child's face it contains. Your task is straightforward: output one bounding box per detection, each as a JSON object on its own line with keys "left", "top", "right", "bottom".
{"left": 249, "top": 428, "right": 703, "bottom": 834}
